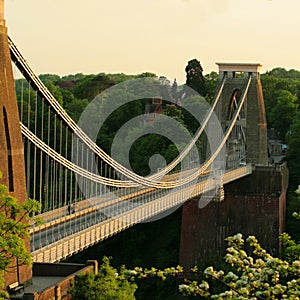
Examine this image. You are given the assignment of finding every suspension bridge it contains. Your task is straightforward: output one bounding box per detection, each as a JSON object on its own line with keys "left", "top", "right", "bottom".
{"left": 1, "top": 2, "right": 287, "bottom": 293}
{"left": 5, "top": 32, "right": 263, "bottom": 257}
{"left": 7, "top": 33, "right": 259, "bottom": 263}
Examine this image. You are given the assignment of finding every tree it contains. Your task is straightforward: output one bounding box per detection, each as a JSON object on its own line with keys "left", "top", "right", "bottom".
{"left": 285, "top": 192, "right": 300, "bottom": 240}
{"left": 72, "top": 74, "right": 115, "bottom": 101}
{"left": 39, "top": 74, "right": 61, "bottom": 85}
{"left": 204, "top": 71, "right": 219, "bottom": 103}
{"left": 269, "top": 89, "right": 298, "bottom": 141}
{"left": 261, "top": 70, "right": 300, "bottom": 127}
{"left": 137, "top": 72, "right": 157, "bottom": 78}
{"left": 182, "top": 94, "right": 209, "bottom": 134}
{"left": 70, "top": 256, "right": 137, "bottom": 300}
{"left": 0, "top": 173, "right": 41, "bottom": 299}
{"left": 163, "top": 104, "right": 185, "bottom": 125}
{"left": 286, "top": 114, "right": 300, "bottom": 189}
{"left": 61, "top": 89, "right": 89, "bottom": 122}
{"left": 185, "top": 59, "right": 207, "bottom": 96}
{"left": 44, "top": 81, "right": 64, "bottom": 106}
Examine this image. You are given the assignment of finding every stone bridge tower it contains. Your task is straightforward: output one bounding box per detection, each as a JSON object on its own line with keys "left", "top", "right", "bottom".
{"left": 179, "top": 63, "right": 288, "bottom": 273}
{"left": 216, "top": 63, "right": 268, "bottom": 166}
{"left": 0, "top": 0, "right": 32, "bottom": 287}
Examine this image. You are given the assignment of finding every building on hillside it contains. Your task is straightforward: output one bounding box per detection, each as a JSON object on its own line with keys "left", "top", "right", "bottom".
{"left": 144, "top": 97, "right": 164, "bottom": 124}
{"left": 268, "top": 128, "right": 287, "bottom": 164}
{"left": 144, "top": 96, "right": 182, "bottom": 124}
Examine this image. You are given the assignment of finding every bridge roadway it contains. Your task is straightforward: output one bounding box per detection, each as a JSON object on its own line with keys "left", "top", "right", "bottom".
{"left": 31, "top": 165, "right": 252, "bottom": 263}
{"left": 31, "top": 188, "right": 168, "bottom": 251}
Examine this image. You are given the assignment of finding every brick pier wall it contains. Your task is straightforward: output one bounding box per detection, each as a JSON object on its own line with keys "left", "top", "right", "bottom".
{"left": 179, "top": 164, "right": 288, "bottom": 270}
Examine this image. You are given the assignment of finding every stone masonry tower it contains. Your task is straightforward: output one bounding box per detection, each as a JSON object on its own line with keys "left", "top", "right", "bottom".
{"left": 0, "top": 0, "right": 32, "bottom": 286}
{"left": 216, "top": 63, "right": 268, "bottom": 165}
{"left": 179, "top": 63, "right": 288, "bottom": 272}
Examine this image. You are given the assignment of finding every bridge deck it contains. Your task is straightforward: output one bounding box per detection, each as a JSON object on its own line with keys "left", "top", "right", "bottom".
{"left": 31, "top": 165, "right": 252, "bottom": 263}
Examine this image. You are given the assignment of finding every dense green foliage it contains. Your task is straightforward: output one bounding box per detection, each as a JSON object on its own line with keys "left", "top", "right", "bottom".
{"left": 71, "top": 256, "right": 137, "bottom": 300}
{"left": 15, "top": 68, "right": 210, "bottom": 177}
{"left": 261, "top": 68, "right": 300, "bottom": 144}
{"left": 0, "top": 174, "right": 41, "bottom": 300}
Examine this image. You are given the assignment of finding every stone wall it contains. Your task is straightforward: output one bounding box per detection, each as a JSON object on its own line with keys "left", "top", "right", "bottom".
{"left": 179, "top": 164, "right": 288, "bottom": 271}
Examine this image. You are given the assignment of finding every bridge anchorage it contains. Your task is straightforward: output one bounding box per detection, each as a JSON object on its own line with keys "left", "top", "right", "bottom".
{"left": 0, "top": 2, "right": 288, "bottom": 297}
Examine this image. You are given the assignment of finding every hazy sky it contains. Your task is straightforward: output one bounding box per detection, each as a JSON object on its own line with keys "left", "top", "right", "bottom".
{"left": 5, "top": 0, "right": 300, "bottom": 83}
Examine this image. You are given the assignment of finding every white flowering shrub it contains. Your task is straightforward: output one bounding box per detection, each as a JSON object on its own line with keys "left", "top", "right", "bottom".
{"left": 125, "top": 233, "right": 300, "bottom": 299}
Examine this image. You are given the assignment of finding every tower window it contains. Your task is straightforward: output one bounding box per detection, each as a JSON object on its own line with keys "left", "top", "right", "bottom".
{"left": 3, "top": 106, "right": 14, "bottom": 192}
